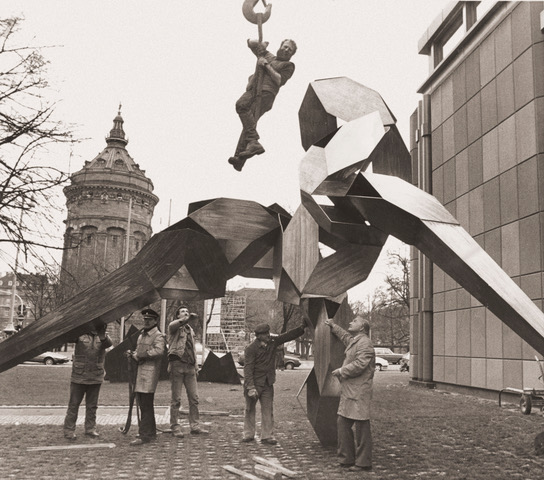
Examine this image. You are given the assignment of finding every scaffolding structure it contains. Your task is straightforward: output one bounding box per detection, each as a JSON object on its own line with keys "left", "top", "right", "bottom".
{"left": 205, "top": 294, "right": 247, "bottom": 354}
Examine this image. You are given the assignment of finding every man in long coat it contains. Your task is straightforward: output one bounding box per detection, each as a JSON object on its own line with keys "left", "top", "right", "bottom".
{"left": 325, "top": 316, "right": 375, "bottom": 472}
{"left": 129, "top": 308, "right": 166, "bottom": 446}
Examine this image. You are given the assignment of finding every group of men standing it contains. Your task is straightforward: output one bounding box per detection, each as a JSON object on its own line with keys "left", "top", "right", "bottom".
{"left": 62, "top": 305, "right": 206, "bottom": 446}
{"left": 62, "top": 305, "right": 375, "bottom": 472}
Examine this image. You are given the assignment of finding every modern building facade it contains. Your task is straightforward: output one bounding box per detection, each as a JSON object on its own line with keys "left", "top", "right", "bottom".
{"left": 410, "top": 1, "right": 544, "bottom": 395}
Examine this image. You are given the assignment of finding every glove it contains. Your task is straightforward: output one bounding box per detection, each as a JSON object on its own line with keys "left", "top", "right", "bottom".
{"left": 247, "top": 388, "right": 258, "bottom": 399}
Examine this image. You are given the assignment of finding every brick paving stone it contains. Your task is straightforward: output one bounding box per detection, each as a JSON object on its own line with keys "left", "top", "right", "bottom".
{"left": 3, "top": 375, "right": 544, "bottom": 479}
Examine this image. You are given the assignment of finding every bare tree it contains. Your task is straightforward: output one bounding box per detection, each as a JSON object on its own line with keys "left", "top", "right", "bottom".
{"left": 16, "top": 269, "right": 59, "bottom": 321}
{"left": 351, "top": 250, "right": 410, "bottom": 348}
{"left": 0, "top": 16, "right": 75, "bottom": 258}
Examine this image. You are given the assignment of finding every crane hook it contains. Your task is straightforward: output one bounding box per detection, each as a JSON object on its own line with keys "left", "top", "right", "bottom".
{"left": 242, "top": 0, "right": 272, "bottom": 25}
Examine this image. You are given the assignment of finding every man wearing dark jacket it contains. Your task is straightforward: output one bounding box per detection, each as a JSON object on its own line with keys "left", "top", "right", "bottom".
{"left": 242, "top": 321, "right": 306, "bottom": 444}
{"left": 63, "top": 324, "right": 112, "bottom": 440}
{"left": 229, "top": 38, "right": 297, "bottom": 171}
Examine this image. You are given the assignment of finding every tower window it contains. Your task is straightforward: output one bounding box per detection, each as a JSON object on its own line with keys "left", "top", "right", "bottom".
{"left": 112, "top": 235, "right": 119, "bottom": 247}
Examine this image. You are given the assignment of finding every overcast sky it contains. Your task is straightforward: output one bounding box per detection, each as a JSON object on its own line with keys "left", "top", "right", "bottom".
{"left": 4, "top": 0, "right": 451, "bottom": 300}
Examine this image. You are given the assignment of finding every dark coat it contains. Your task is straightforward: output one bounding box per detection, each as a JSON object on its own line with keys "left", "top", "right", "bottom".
{"left": 71, "top": 332, "right": 113, "bottom": 384}
{"left": 243, "top": 326, "right": 305, "bottom": 391}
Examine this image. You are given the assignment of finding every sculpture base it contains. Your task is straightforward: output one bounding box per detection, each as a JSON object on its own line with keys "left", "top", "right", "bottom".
{"left": 409, "top": 379, "right": 436, "bottom": 389}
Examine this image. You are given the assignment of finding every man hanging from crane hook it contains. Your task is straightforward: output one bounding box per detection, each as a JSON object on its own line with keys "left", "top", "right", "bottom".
{"left": 228, "top": 1, "right": 297, "bottom": 171}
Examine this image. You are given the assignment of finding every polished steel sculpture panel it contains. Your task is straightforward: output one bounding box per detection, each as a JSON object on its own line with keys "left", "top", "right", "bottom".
{"left": 1, "top": 77, "right": 544, "bottom": 447}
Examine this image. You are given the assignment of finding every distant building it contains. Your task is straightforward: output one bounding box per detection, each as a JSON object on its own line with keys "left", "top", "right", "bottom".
{"left": 60, "top": 109, "right": 159, "bottom": 342}
{"left": 410, "top": 2, "right": 544, "bottom": 395}
{"left": 0, "top": 272, "right": 54, "bottom": 334}
{"left": 207, "top": 288, "right": 311, "bottom": 357}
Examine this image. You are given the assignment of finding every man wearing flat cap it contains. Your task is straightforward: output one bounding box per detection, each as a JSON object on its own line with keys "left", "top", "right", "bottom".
{"left": 129, "top": 308, "right": 166, "bottom": 446}
{"left": 242, "top": 320, "right": 307, "bottom": 445}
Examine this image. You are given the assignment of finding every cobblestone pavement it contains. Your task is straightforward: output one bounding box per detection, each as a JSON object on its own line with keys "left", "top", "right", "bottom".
{"left": 0, "top": 409, "right": 346, "bottom": 480}
{"left": 3, "top": 369, "right": 544, "bottom": 479}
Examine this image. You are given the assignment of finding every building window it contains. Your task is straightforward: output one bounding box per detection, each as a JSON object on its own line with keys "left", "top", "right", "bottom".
{"left": 112, "top": 235, "right": 119, "bottom": 247}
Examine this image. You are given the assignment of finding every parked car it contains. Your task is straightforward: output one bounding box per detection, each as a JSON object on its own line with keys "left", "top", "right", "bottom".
{"left": 237, "top": 352, "right": 301, "bottom": 370}
{"left": 27, "top": 351, "right": 70, "bottom": 365}
{"left": 374, "top": 347, "right": 404, "bottom": 364}
{"left": 375, "top": 356, "right": 389, "bottom": 371}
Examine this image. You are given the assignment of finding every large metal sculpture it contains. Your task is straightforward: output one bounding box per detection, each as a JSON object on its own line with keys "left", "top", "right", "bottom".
{"left": 2, "top": 77, "right": 544, "bottom": 447}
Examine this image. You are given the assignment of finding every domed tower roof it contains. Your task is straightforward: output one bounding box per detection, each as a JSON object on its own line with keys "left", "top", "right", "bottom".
{"left": 67, "top": 107, "right": 157, "bottom": 196}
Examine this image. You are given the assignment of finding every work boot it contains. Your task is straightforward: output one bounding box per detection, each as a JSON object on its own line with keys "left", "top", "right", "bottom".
{"left": 239, "top": 140, "right": 265, "bottom": 160}
{"left": 130, "top": 438, "right": 148, "bottom": 446}
{"left": 85, "top": 430, "right": 100, "bottom": 438}
{"left": 64, "top": 431, "right": 77, "bottom": 440}
{"left": 228, "top": 156, "right": 246, "bottom": 172}
{"left": 260, "top": 438, "right": 277, "bottom": 445}
{"left": 190, "top": 428, "right": 209, "bottom": 435}
{"left": 171, "top": 426, "right": 184, "bottom": 438}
